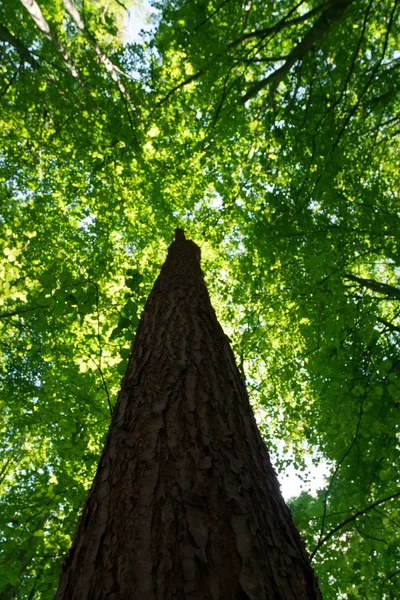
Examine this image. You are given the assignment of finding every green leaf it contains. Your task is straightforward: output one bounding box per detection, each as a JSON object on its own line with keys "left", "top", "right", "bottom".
{"left": 110, "top": 327, "right": 122, "bottom": 340}
{"left": 125, "top": 271, "right": 142, "bottom": 290}
{"left": 123, "top": 299, "right": 137, "bottom": 315}
{"left": 65, "top": 293, "right": 78, "bottom": 305}
{"left": 33, "top": 529, "right": 44, "bottom": 537}
{"left": 38, "top": 270, "right": 56, "bottom": 288}
{"left": 118, "top": 316, "right": 131, "bottom": 330}
{"left": 119, "top": 347, "right": 130, "bottom": 360}
{"left": 117, "top": 360, "right": 126, "bottom": 375}
{"left": 59, "top": 270, "right": 74, "bottom": 285}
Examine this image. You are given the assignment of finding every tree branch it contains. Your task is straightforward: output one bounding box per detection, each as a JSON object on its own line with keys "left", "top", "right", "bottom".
{"left": 229, "top": 0, "right": 330, "bottom": 47}
{"left": 91, "top": 280, "right": 114, "bottom": 418}
{"left": 154, "top": 2, "right": 324, "bottom": 109}
{"left": 156, "top": 70, "right": 203, "bottom": 108}
{"left": 317, "top": 375, "right": 370, "bottom": 548}
{"left": 19, "top": 0, "right": 82, "bottom": 83}
{"left": 377, "top": 317, "right": 400, "bottom": 334}
{"left": 194, "top": 0, "right": 232, "bottom": 32}
{"left": 61, "top": 0, "right": 137, "bottom": 116}
{"left": 311, "top": 490, "right": 400, "bottom": 559}
{"left": 344, "top": 273, "right": 400, "bottom": 300}
{"left": 242, "top": 0, "right": 354, "bottom": 102}
{"left": 0, "top": 67, "right": 20, "bottom": 100}
{"left": 329, "top": 0, "right": 398, "bottom": 154}
{"left": 0, "top": 22, "right": 40, "bottom": 68}
{"left": 0, "top": 305, "right": 49, "bottom": 319}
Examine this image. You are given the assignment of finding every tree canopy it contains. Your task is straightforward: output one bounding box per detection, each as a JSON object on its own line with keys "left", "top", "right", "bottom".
{"left": 0, "top": 0, "right": 399, "bottom": 598}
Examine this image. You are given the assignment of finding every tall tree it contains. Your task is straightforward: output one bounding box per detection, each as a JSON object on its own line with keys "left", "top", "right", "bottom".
{"left": 56, "top": 229, "right": 321, "bottom": 599}
{"left": 0, "top": 0, "right": 399, "bottom": 597}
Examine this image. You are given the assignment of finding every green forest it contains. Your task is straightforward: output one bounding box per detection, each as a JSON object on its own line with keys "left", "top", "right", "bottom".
{"left": 0, "top": 0, "right": 399, "bottom": 597}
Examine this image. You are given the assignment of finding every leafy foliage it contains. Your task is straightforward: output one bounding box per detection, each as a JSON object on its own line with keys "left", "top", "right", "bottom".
{"left": 0, "top": 0, "right": 399, "bottom": 597}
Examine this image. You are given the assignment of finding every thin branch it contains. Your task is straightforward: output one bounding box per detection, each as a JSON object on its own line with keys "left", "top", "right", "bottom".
{"left": 62, "top": 0, "right": 137, "bottom": 117}
{"left": 89, "top": 355, "right": 113, "bottom": 418}
{"left": 317, "top": 375, "right": 370, "bottom": 547}
{"left": 154, "top": 1, "right": 318, "bottom": 109}
{"left": 377, "top": 317, "right": 400, "bottom": 334}
{"left": 0, "top": 436, "right": 30, "bottom": 485}
{"left": 0, "top": 22, "right": 39, "bottom": 68}
{"left": 329, "top": 0, "right": 398, "bottom": 154}
{"left": 242, "top": 0, "right": 354, "bottom": 102}
{"left": 311, "top": 490, "right": 400, "bottom": 559}
{"left": 313, "top": 0, "right": 374, "bottom": 131}
{"left": 89, "top": 280, "right": 113, "bottom": 418}
{"left": 241, "top": 55, "right": 289, "bottom": 64}
{"left": 344, "top": 273, "right": 400, "bottom": 300}
{"left": 373, "top": 506, "right": 400, "bottom": 529}
{"left": 0, "top": 67, "right": 20, "bottom": 100}
{"left": 156, "top": 70, "right": 203, "bottom": 108}
{"left": 0, "top": 305, "right": 49, "bottom": 319}
{"left": 354, "top": 522, "right": 389, "bottom": 548}
{"left": 229, "top": 0, "right": 327, "bottom": 47}
{"left": 114, "top": 0, "right": 128, "bottom": 10}
{"left": 194, "top": 0, "right": 232, "bottom": 32}
{"left": 207, "top": 64, "right": 236, "bottom": 134}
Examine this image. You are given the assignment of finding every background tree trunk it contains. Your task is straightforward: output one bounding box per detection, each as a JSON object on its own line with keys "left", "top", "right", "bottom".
{"left": 56, "top": 230, "right": 321, "bottom": 599}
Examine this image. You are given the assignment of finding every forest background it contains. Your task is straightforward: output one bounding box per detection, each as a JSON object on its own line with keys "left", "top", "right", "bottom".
{"left": 0, "top": 0, "right": 399, "bottom": 598}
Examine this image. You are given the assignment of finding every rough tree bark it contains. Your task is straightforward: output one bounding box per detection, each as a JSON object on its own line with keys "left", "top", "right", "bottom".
{"left": 56, "top": 229, "right": 321, "bottom": 599}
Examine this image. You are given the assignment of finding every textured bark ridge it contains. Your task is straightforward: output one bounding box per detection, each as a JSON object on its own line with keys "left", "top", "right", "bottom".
{"left": 56, "top": 230, "right": 322, "bottom": 599}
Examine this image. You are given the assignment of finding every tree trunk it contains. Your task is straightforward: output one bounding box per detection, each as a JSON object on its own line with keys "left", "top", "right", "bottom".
{"left": 56, "top": 230, "right": 321, "bottom": 599}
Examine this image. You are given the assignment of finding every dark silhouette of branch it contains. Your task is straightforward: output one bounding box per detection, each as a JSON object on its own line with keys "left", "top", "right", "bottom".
{"left": 0, "top": 22, "right": 40, "bottom": 68}
{"left": 317, "top": 372, "right": 370, "bottom": 548}
{"left": 94, "top": 359, "right": 113, "bottom": 418}
{"left": 242, "top": 55, "right": 289, "bottom": 64}
{"left": 194, "top": 0, "right": 232, "bottom": 31}
{"left": 242, "top": 0, "right": 354, "bottom": 102}
{"left": 344, "top": 273, "right": 400, "bottom": 300}
{"left": 0, "top": 67, "right": 20, "bottom": 100}
{"left": 0, "top": 305, "right": 49, "bottom": 319}
{"left": 156, "top": 70, "right": 203, "bottom": 108}
{"left": 311, "top": 490, "right": 400, "bottom": 559}
{"left": 373, "top": 506, "right": 400, "bottom": 529}
{"left": 229, "top": 0, "right": 331, "bottom": 47}
{"left": 329, "top": 0, "right": 398, "bottom": 154}
{"left": 88, "top": 280, "right": 114, "bottom": 418}
{"left": 155, "top": 1, "right": 325, "bottom": 108}
{"left": 313, "top": 0, "right": 374, "bottom": 132}
{"left": 0, "top": 436, "right": 30, "bottom": 484}
{"left": 207, "top": 64, "right": 236, "bottom": 134}
{"left": 114, "top": 0, "right": 128, "bottom": 9}
{"left": 377, "top": 317, "right": 400, "bottom": 334}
